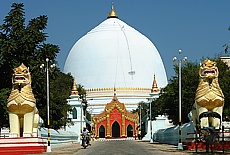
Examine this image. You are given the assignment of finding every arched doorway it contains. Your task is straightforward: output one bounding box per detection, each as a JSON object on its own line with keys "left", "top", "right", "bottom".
{"left": 99, "top": 125, "right": 105, "bottom": 138}
{"left": 112, "top": 121, "right": 120, "bottom": 137}
{"left": 127, "top": 124, "right": 133, "bottom": 137}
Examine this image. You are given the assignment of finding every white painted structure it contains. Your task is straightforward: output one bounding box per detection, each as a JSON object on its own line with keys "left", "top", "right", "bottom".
{"left": 63, "top": 4, "right": 168, "bottom": 115}
{"left": 142, "top": 80, "right": 173, "bottom": 141}
{"left": 142, "top": 115, "right": 174, "bottom": 141}
{"left": 65, "top": 86, "right": 86, "bottom": 142}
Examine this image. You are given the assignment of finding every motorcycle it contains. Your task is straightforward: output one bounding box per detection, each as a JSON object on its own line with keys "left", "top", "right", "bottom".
{"left": 81, "top": 134, "right": 89, "bottom": 149}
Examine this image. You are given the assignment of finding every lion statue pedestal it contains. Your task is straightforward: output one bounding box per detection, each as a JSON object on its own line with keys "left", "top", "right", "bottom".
{"left": 7, "top": 63, "right": 40, "bottom": 138}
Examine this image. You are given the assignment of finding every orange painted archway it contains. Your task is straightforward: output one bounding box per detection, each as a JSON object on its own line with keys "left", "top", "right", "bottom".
{"left": 92, "top": 93, "right": 139, "bottom": 138}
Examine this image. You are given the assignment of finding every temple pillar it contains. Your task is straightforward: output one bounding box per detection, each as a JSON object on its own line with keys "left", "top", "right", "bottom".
{"left": 121, "top": 114, "right": 126, "bottom": 137}
{"left": 106, "top": 114, "right": 111, "bottom": 137}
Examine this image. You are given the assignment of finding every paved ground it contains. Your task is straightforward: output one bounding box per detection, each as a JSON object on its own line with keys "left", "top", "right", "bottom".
{"left": 40, "top": 140, "right": 230, "bottom": 155}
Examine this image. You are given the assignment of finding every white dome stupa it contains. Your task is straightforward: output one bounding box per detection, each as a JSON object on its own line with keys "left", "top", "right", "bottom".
{"left": 64, "top": 4, "right": 168, "bottom": 114}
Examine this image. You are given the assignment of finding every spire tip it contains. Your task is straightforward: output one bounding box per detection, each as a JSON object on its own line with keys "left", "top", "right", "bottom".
{"left": 107, "top": 2, "right": 118, "bottom": 18}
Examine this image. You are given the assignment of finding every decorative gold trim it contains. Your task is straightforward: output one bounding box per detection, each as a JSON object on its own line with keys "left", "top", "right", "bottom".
{"left": 106, "top": 114, "right": 111, "bottom": 136}
{"left": 87, "top": 87, "right": 151, "bottom": 92}
{"left": 92, "top": 93, "right": 139, "bottom": 138}
{"left": 122, "top": 114, "right": 125, "bottom": 136}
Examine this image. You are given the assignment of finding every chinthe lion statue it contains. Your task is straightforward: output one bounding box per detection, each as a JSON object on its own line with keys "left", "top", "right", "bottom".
{"left": 192, "top": 59, "right": 224, "bottom": 131}
{"left": 7, "top": 63, "right": 39, "bottom": 137}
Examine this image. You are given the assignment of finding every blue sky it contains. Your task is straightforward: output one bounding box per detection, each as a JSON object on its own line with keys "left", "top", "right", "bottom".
{"left": 1, "top": 1, "right": 230, "bottom": 80}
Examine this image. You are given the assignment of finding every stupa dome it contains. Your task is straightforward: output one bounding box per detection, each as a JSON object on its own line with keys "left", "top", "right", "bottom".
{"left": 64, "top": 9, "right": 167, "bottom": 91}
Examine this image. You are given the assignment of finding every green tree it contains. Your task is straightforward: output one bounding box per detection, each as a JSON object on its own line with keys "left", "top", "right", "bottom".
{"left": 156, "top": 60, "right": 200, "bottom": 124}
{"left": 215, "top": 59, "right": 230, "bottom": 121}
{"left": 220, "top": 25, "right": 230, "bottom": 121}
{"left": 132, "top": 102, "right": 148, "bottom": 128}
{"left": 47, "top": 72, "right": 73, "bottom": 129}
{"left": 0, "top": 88, "right": 11, "bottom": 129}
{"left": 133, "top": 100, "right": 163, "bottom": 123}
{"left": 132, "top": 102, "right": 148, "bottom": 119}
{"left": 0, "top": 3, "right": 73, "bottom": 129}
{"left": 156, "top": 58, "right": 230, "bottom": 125}
{"left": 76, "top": 84, "right": 87, "bottom": 116}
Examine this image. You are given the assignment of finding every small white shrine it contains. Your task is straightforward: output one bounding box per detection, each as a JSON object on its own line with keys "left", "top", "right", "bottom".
{"left": 65, "top": 79, "right": 86, "bottom": 142}
{"left": 142, "top": 75, "right": 173, "bottom": 141}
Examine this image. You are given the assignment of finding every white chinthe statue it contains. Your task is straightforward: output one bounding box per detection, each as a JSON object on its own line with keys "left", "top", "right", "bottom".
{"left": 7, "top": 63, "right": 39, "bottom": 137}
{"left": 192, "top": 59, "right": 224, "bottom": 131}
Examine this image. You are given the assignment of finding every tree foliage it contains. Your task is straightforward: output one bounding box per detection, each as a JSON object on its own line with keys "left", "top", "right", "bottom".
{"left": 132, "top": 102, "right": 147, "bottom": 118}
{"left": 156, "top": 58, "right": 230, "bottom": 125}
{"left": 216, "top": 59, "right": 230, "bottom": 121}
{"left": 0, "top": 3, "right": 73, "bottom": 129}
{"left": 157, "top": 61, "right": 200, "bottom": 124}
{"left": 0, "top": 88, "right": 10, "bottom": 127}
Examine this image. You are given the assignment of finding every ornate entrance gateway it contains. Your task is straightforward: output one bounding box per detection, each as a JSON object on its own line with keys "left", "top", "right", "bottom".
{"left": 92, "top": 93, "right": 139, "bottom": 138}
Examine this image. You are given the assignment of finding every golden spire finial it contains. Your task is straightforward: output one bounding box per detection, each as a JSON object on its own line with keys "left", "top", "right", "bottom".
{"left": 151, "top": 74, "right": 160, "bottom": 93}
{"left": 107, "top": 2, "right": 118, "bottom": 19}
{"left": 113, "top": 86, "right": 118, "bottom": 101}
{"left": 71, "top": 77, "right": 79, "bottom": 96}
